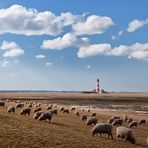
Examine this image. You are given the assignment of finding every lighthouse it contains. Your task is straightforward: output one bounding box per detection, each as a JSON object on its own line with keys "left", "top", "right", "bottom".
{"left": 96, "top": 78, "right": 100, "bottom": 93}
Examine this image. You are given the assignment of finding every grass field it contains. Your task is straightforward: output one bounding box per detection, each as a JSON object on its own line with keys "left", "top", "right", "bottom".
{"left": 0, "top": 92, "right": 148, "bottom": 148}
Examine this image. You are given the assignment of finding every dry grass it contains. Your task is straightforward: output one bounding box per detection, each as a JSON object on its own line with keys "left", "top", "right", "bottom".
{"left": 0, "top": 101, "right": 147, "bottom": 148}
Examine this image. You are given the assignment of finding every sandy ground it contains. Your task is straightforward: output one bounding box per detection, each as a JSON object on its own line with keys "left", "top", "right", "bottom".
{"left": 0, "top": 92, "right": 148, "bottom": 147}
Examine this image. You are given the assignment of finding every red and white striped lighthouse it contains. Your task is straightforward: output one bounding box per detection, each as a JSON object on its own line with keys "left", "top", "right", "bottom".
{"left": 96, "top": 78, "right": 100, "bottom": 93}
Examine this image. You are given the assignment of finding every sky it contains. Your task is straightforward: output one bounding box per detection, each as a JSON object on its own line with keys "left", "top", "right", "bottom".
{"left": 0, "top": 0, "right": 148, "bottom": 92}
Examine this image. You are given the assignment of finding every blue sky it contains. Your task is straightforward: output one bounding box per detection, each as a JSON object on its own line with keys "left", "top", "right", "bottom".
{"left": 0, "top": 0, "right": 148, "bottom": 92}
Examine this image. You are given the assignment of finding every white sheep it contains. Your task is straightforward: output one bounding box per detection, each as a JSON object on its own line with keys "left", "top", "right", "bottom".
{"left": 34, "top": 111, "right": 44, "bottom": 119}
{"left": 74, "top": 111, "right": 79, "bottom": 116}
{"left": 91, "top": 123, "right": 113, "bottom": 139}
{"left": 38, "top": 111, "right": 53, "bottom": 122}
{"left": 86, "top": 117, "right": 98, "bottom": 126}
{"left": 116, "top": 126, "right": 135, "bottom": 144}
{"left": 129, "top": 121, "right": 138, "bottom": 128}
{"left": 7, "top": 106, "right": 15, "bottom": 113}
{"left": 20, "top": 108, "right": 31, "bottom": 116}
{"left": 91, "top": 113, "right": 96, "bottom": 117}
{"left": 81, "top": 115, "right": 87, "bottom": 121}
{"left": 15, "top": 103, "right": 24, "bottom": 108}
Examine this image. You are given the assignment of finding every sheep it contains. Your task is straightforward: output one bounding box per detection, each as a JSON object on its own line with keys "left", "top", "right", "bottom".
{"left": 50, "top": 109, "right": 57, "bottom": 115}
{"left": 139, "top": 119, "right": 146, "bottom": 125}
{"left": 70, "top": 107, "right": 75, "bottom": 111}
{"left": 88, "top": 109, "right": 90, "bottom": 112}
{"left": 0, "top": 101, "right": 5, "bottom": 107}
{"left": 7, "top": 106, "right": 15, "bottom": 113}
{"left": 81, "top": 115, "right": 87, "bottom": 121}
{"left": 34, "top": 107, "right": 41, "bottom": 113}
{"left": 129, "top": 121, "right": 138, "bottom": 128}
{"left": 47, "top": 106, "right": 52, "bottom": 110}
{"left": 82, "top": 109, "right": 85, "bottom": 111}
{"left": 62, "top": 109, "right": 69, "bottom": 113}
{"left": 116, "top": 126, "right": 135, "bottom": 144}
{"left": 60, "top": 107, "right": 64, "bottom": 112}
{"left": 124, "top": 115, "right": 128, "bottom": 122}
{"left": 108, "top": 116, "right": 120, "bottom": 124}
{"left": 86, "top": 117, "right": 98, "bottom": 126}
{"left": 91, "top": 113, "right": 96, "bottom": 117}
{"left": 74, "top": 111, "right": 79, "bottom": 116}
{"left": 34, "top": 111, "right": 44, "bottom": 119}
{"left": 20, "top": 108, "right": 31, "bottom": 116}
{"left": 127, "top": 118, "right": 133, "bottom": 124}
{"left": 28, "top": 104, "right": 32, "bottom": 108}
{"left": 112, "top": 119, "right": 123, "bottom": 126}
{"left": 15, "top": 103, "right": 24, "bottom": 108}
{"left": 38, "top": 111, "right": 53, "bottom": 122}
{"left": 91, "top": 123, "right": 113, "bottom": 139}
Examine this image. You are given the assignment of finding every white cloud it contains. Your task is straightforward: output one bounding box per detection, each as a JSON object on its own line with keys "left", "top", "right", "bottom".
{"left": 0, "top": 60, "right": 10, "bottom": 68}
{"left": 112, "top": 45, "right": 130, "bottom": 56}
{"left": 41, "top": 33, "right": 90, "bottom": 50}
{"left": 78, "top": 42, "right": 148, "bottom": 61}
{"left": 0, "top": 5, "right": 82, "bottom": 36}
{"left": 127, "top": 19, "right": 148, "bottom": 32}
{"left": 73, "top": 15, "right": 114, "bottom": 35}
{"left": 45, "top": 62, "right": 52, "bottom": 66}
{"left": 0, "top": 41, "right": 24, "bottom": 58}
{"left": 111, "top": 30, "right": 123, "bottom": 40}
{"left": 77, "top": 43, "right": 111, "bottom": 58}
{"left": 36, "top": 54, "right": 46, "bottom": 59}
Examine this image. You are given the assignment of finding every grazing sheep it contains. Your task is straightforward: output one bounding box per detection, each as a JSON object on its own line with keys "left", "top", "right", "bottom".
{"left": 0, "top": 101, "right": 5, "bottom": 107}
{"left": 108, "top": 116, "right": 120, "bottom": 124}
{"left": 38, "top": 111, "right": 53, "bottom": 122}
{"left": 81, "top": 115, "right": 87, "bottom": 121}
{"left": 124, "top": 115, "right": 128, "bottom": 122}
{"left": 86, "top": 117, "right": 98, "bottom": 126}
{"left": 15, "top": 103, "right": 24, "bottom": 108}
{"left": 70, "top": 107, "right": 75, "bottom": 111}
{"left": 127, "top": 118, "right": 133, "bottom": 124}
{"left": 116, "top": 126, "right": 135, "bottom": 144}
{"left": 50, "top": 109, "right": 57, "bottom": 115}
{"left": 20, "top": 108, "right": 31, "bottom": 116}
{"left": 34, "top": 111, "right": 44, "bottom": 119}
{"left": 139, "top": 119, "right": 146, "bottom": 125}
{"left": 62, "top": 109, "right": 69, "bottom": 113}
{"left": 7, "top": 106, "right": 15, "bottom": 113}
{"left": 91, "top": 113, "right": 96, "bottom": 117}
{"left": 34, "top": 107, "right": 42, "bottom": 113}
{"left": 74, "top": 111, "right": 79, "bottom": 116}
{"left": 28, "top": 104, "right": 32, "bottom": 108}
{"left": 60, "top": 107, "right": 64, "bottom": 112}
{"left": 91, "top": 123, "right": 113, "bottom": 139}
{"left": 82, "top": 109, "right": 85, "bottom": 111}
{"left": 129, "top": 121, "right": 138, "bottom": 128}
{"left": 112, "top": 119, "right": 123, "bottom": 126}
{"left": 88, "top": 109, "right": 90, "bottom": 112}
{"left": 47, "top": 106, "right": 52, "bottom": 110}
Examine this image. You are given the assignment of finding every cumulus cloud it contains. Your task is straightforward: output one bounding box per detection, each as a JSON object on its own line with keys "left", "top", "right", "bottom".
{"left": 77, "top": 42, "right": 148, "bottom": 61}
{"left": 36, "top": 54, "right": 46, "bottom": 59}
{"left": 0, "top": 41, "right": 24, "bottom": 58}
{"left": 41, "top": 33, "right": 90, "bottom": 50}
{"left": 112, "top": 30, "right": 124, "bottom": 40}
{"left": 127, "top": 19, "right": 148, "bottom": 32}
{"left": 73, "top": 15, "right": 114, "bottom": 35}
{"left": 77, "top": 44, "right": 111, "bottom": 58}
{"left": 0, "top": 5, "right": 82, "bottom": 36}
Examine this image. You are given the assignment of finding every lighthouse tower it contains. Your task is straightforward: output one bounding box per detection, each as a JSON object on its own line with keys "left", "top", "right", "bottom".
{"left": 96, "top": 78, "right": 100, "bottom": 93}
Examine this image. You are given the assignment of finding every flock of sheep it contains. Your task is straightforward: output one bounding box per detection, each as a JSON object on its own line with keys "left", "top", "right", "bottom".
{"left": 0, "top": 100, "right": 147, "bottom": 146}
